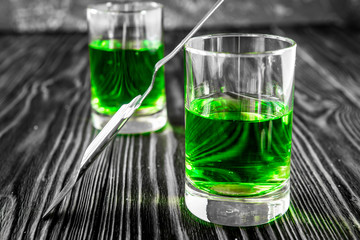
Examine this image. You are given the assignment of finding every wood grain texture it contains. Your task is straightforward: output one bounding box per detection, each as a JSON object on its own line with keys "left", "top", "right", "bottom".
{"left": 0, "top": 26, "right": 360, "bottom": 239}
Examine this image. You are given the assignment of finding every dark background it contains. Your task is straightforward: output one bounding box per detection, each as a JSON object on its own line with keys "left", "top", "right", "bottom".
{"left": 1, "top": 0, "right": 360, "bottom": 32}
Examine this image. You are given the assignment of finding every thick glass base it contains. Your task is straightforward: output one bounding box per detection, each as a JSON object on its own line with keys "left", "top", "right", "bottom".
{"left": 185, "top": 178, "right": 290, "bottom": 227}
{"left": 91, "top": 107, "right": 167, "bottom": 134}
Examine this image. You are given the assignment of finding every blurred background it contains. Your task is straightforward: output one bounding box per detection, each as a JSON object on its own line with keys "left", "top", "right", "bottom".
{"left": 1, "top": 0, "right": 359, "bottom": 32}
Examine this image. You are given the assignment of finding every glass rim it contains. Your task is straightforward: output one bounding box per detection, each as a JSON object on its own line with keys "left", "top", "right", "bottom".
{"left": 184, "top": 33, "right": 297, "bottom": 57}
{"left": 87, "top": 1, "right": 163, "bottom": 14}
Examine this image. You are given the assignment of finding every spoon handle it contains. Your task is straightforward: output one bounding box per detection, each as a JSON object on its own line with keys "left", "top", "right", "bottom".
{"left": 156, "top": 0, "right": 224, "bottom": 70}
{"left": 141, "top": 0, "right": 225, "bottom": 100}
{"left": 43, "top": 0, "right": 224, "bottom": 219}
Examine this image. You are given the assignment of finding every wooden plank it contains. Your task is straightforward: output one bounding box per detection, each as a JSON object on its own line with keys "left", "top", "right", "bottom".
{"left": 0, "top": 26, "right": 359, "bottom": 239}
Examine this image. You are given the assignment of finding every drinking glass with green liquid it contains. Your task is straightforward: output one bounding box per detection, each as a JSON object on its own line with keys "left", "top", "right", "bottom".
{"left": 87, "top": 2, "right": 167, "bottom": 134}
{"left": 184, "top": 34, "right": 296, "bottom": 226}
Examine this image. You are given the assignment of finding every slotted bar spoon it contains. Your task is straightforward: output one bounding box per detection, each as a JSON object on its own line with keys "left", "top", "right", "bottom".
{"left": 43, "top": 0, "right": 224, "bottom": 218}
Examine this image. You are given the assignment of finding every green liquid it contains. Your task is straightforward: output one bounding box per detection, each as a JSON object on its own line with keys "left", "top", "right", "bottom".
{"left": 89, "top": 39, "right": 165, "bottom": 115}
{"left": 185, "top": 92, "right": 293, "bottom": 197}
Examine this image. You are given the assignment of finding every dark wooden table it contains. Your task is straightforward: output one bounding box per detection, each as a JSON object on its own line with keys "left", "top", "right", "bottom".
{"left": 1, "top": 25, "right": 360, "bottom": 239}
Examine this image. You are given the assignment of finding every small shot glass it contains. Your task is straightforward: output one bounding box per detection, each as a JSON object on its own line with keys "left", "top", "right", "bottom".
{"left": 184, "top": 33, "right": 296, "bottom": 226}
{"left": 87, "top": 2, "right": 167, "bottom": 134}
